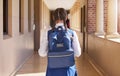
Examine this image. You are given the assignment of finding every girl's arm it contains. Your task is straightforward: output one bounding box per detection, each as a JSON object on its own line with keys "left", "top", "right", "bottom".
{"left": 38, "top": 29, "right": 48, "bottom": 57}
{"left": 72, "top": 31, "right": 81, "bottom": 57}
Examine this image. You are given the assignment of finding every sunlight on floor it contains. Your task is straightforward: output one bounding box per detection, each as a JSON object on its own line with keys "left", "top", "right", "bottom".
{"left": 108, "top": 38, "right": 120, "bottom": 43}
{"left": 16, "top": 72, "right": 46, "bottom": 76}
{"left": 97, "top": 35, "right": 105, "bottom": 38}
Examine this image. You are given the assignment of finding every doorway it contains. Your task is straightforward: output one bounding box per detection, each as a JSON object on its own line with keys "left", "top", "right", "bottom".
{"left": 81, "top": 4, "right": 88, "bottom": 53}
{"left": 34, "top": 0, "right": 40, "bottom": 52}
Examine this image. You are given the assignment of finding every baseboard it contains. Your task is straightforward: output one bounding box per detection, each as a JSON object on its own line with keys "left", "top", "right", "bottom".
{"left": 86, "top": 53, "right": 108, "bottom": 76}
{"left": 10, "top": 52, "right": 34, "bottom": 76}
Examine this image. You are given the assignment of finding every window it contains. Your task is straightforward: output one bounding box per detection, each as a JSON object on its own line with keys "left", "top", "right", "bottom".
{"left": 19, "top": 0, "right": 24, "bottom": 34}
{"left": 28, "top": 0, "right": 31, "bottom": 32}
{"left": 19, "top": 0, "right": 22, "bottom": 33}
{"left": 3, "top": 0, "right": 8, "bottom": 35}
{"left": 81, "top": 6, "right": 85, "bottom": 33}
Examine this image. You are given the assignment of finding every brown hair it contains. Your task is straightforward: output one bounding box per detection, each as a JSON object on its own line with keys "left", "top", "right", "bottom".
{"left": 53, "top": 8, "right": 67, "bottom": 30}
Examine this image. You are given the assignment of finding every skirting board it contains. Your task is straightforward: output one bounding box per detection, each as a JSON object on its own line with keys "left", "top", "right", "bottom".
{"left": 10, "top": 52, "right": 34, "bottom": 76}
{"left": 86, "top": 53, "right": 108, "bottom": 76}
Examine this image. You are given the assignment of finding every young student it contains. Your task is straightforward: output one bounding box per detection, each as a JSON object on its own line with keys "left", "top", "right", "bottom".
{"left": 38, "top": 8, "right": 81, "bottom": 76}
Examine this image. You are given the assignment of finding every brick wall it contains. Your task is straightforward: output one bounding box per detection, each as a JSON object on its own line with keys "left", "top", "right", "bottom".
{"left": 118, "top": 0, "right": 120, "bottom": 33}
{"left": 87, "top": 0, "right": 96, "bottom": 33}
{"left": 104, "top": 0, "right": 108, "bottom": 32}
{"left": 87, "top": 0, "right": 108, "bottom": 33}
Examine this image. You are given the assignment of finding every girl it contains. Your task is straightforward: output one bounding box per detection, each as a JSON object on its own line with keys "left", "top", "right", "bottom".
{"left": 38, "top": 8, "right": 81, "bottom": 76}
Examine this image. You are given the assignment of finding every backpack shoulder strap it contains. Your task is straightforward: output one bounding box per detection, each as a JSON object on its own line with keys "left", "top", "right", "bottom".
{"left": 48, "top": 29, "right": 56, "bottom": 41}
{"left": 67, "top": 29, "right": 74, "bottom": 38}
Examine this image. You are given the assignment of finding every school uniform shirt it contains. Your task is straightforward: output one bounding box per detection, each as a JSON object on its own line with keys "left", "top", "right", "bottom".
{"left": 38, "top": 23, "right": 81, "bottom": 57}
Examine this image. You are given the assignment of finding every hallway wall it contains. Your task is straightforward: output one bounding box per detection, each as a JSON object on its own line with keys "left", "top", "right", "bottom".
{"left": 39, "top": 0, "right": 50, "bottom": 51}
{"left": 34, "top": 0, "right": 50, "bottom": 52}
{"left": 70, "top": 0, "right": 81, "bottom": 31}
{"left": 87, "top": 0, "right": 120, "bottom": 75}
{"left": 88, "top": 35, "right": 120, "bottom": 76}
{"left": 0, "top": 0, "right": 34, "bottom": 76}
{"left": 70, "top": 0, "right": 87, "bottom": 53}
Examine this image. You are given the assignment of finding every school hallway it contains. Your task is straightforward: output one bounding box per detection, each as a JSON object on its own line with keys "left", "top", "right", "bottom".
{"left": 1, "top": 0, "right": 120, "bottom": 76}
{"left": 15, "top": 30, "right": 102, "bottom": 76}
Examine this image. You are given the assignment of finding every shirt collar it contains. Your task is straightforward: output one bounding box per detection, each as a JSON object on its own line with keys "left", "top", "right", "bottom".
{"left": 55, "top": 23, "right": 65, "bottom": 29}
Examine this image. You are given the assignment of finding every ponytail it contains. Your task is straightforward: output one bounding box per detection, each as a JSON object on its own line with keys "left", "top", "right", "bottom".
{"left": 53, "top": 8, "right": 68, "bottom": 30}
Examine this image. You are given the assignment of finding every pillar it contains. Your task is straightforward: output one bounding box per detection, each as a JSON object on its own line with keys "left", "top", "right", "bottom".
{"left": 95, "top": 0, "right": 105, "bottom": 36}
{"left": 106, "top": 0, "right": 119, "bottom": 38}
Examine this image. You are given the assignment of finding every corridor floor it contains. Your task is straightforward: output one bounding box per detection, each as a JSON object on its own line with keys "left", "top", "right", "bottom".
{"left": 15, "top": 53, "right": 101, "bottom": 76}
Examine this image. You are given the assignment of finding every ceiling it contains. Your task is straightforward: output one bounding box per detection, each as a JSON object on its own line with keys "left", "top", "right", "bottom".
{"left": 43, "top": 0, "right": 77, "bottom": 10}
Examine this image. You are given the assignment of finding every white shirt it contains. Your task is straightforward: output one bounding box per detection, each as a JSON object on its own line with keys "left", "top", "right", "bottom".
{"left": 38, "top": 23, "right": 81, "bottom": 57}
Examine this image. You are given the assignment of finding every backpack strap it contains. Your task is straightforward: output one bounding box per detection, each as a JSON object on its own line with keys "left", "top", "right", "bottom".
{"left": 67, "top": 29, "right": 74, "bottom": 40}
{"left": 48, "top": 29, "right": 55, "bottom": 41}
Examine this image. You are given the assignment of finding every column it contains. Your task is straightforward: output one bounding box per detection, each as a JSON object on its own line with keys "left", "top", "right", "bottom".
{"left": 106, "top": 0, "right": 119, "bottom": 38}
{"left": 95, "top": 0, "right": 105, "bottom": 36}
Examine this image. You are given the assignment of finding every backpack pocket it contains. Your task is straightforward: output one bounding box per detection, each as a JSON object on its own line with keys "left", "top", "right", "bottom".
{"left": 48, "top": 51, "right": 75, "bottom": 68}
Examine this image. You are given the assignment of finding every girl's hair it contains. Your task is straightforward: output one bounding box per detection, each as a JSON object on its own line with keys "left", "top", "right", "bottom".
{"left": 53, "top": 8, "right": 67, "bottom": 30}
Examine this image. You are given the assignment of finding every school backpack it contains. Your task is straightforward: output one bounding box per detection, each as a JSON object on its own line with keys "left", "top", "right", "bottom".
{"left": 47, "top": 26, "right": 75, "bottom": 68}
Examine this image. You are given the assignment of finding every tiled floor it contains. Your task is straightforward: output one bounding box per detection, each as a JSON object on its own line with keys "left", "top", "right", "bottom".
{"left": 15, "top": 53, "right": 101, "bottom": 76}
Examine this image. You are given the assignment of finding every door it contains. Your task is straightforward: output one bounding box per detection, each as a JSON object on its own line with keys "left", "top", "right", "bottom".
{"left": 81, "top": 4, "right": 88, "bottom": 53}
{"left": 34, "top": 0, "right": 40, "bottom": 52}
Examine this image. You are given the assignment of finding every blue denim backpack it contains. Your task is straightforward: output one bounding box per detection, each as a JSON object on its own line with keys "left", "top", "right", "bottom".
{"left": 47, "top": 26, "right": 75, "bottom": 68}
